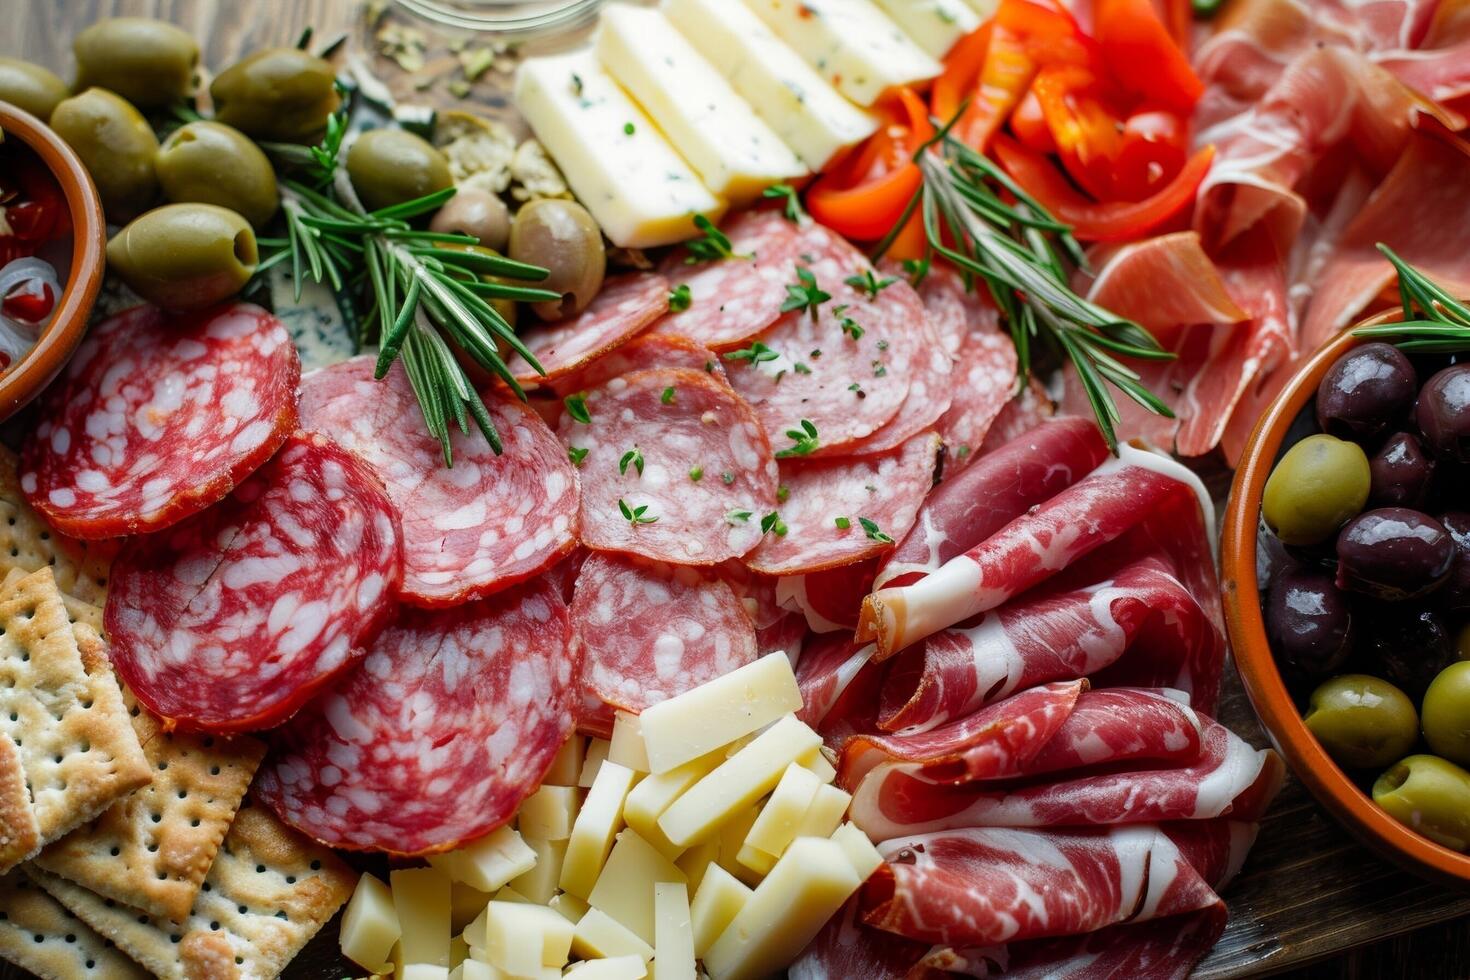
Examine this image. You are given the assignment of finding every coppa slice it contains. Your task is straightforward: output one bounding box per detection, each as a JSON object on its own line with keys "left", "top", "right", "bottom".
{"left": 559, "top": 366, "right": 777, "bottom": 564}
{"left": 105, "top": 431, "right": 402, "bottom": 733}
{"left": 299, "top": 356, "right": 578, "bottom": 606}
{"left": 256, "top": 578, "right": 579, "bottom": 855}
{"left": 509, "top": 272, "right": 671, "bottom": 384}
{"left": 572, "top": 552, "right": 757, "bottom": 712}
{"left": 20, "top": 303, "right": 299, "bottom": 539}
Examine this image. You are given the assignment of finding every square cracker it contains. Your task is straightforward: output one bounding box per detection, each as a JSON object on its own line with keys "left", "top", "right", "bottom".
{"left": 35, "top": 684, "right": 266, "bottom": 922}
{"left": 0, "top": 568, "right": 148, "bottom": 870}
{"left": 0, "top": 445, "right": 114, "bottom": 605}
{"left": 0, "top": 868, "right": 149, "bottom": 979}
{"left": 0, "top": 730, "right": 39, "bottom": 871}
{"left": 0, "top": 566, "right": 100, "bottom": 634}
{"left": 28, "top": 802, "right": 357, "bottom": 980}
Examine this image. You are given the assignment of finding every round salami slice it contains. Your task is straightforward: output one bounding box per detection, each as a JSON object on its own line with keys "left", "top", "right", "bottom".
{"left": 936, "top": 328, "right": 1019, "bottom": 471}
{"left": 573, "top": 552, "right": 758, "bottom": 712}
{"left": 558, "top": 366, "right": 777, "bottom": 564}
{"left": 888, "top": 261, "right": 1000, "bottom": 357}
{"left": 746, "top": 432, "right": 940, "bottom": 576}
{"left": 20, "top": 303, "right": 299, "bottom": 539}
{"left": 105, "top": 431, "right": 402, "bottom": 733}
{"left": 654, "top": 210, "right": 805, "bottom": 350}
{"left": 724, "top": 225, "right": 918, "bottom": 455}
{"left": 299, "top": 356, "right": 579, "bottom": 606}
{"left": 509, "top": 272, "right": 671, "bottom": 384}
{"left": 256, "top": 577, "right": 579, "bottom": 855}
{"left": 550, "top": 333, "right": 728, "bottom": 400}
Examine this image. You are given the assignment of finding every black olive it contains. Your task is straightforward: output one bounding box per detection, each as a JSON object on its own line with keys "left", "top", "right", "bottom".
{"left": 1436, "top": 511, "right": 1470, "bottom": 612}
{"left": 1359, "top": 603, "right": 1455, "bottom": 701}
{"left": 1316, "top": 343, "right": 1417, "bottom": 443}
{"left": 1369, "top": 431, "right": 1436, "bottom": 508}
{"left": 1265, "top": 567, "right": 1355, "bottom": 681}
{"left": 1336, "top": 507, "right": 1455, "bottom": 600}
{"left": 1417, "top": 364, "right": 1470, "bottom": 463}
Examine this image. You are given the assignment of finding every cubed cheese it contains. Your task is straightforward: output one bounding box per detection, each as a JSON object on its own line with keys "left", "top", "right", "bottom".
{"left": 674, "top": 839, "right": 720, "bottom": 894}
{"left": 651, "top": 882, "right": 696, "bottom": 980}
{"left": 624, "top": 750, "right": 724, "bottom": 861}
{"left": 451, "top": 882, "right": 492, "bottom": 934}
{"left": 581, "top": 738, "right": 613, "bottom": 788}
{"left": 831, "top": 822, "right": 884, "bottom": 879}
{"left": 551, "top": 892, "right": 591, "bottom": 924}
{"left": 665, "top": 0, "right": 877, "bottom": 169}
{"left": 391, "top": 867, "right": 451, "bottom": 967}
{"left": 587, "top": 831, "right": 688, "bottom": 945}
{"left": 688, "top": 865, "right": 751, "bottom": 959}
{"left": 429, "top": 826, "right": 538, "bottom": 894}
{"left": 483, "top": 902, "right": 575, "bottom": 975}
{"left": 794, "top": 784, "right": 852, "bottom": 840}
{"left": 340, "top": 872, "right": 400, "bottom": 973}
{"left": 545, "top": 736, "right": 586, "bottom": 786}
{"left": 797, "top": 745, "right": 837, "bottom": 784}
{"left": 563, "top": 957, "right": 649, "bottom": 980}
{"left": 702, "top": 837, "right": 863, "bottom": 980}
{"left": 450, "top": 962, "right": 505, "bottom": 980}
{"left": 742, "top": 0, "right": 942, "bottom": 106}
{"left": 715, "top": 806, "right": 765, "bottom": 889}
{"left": 734, "top": 843, "right": 776, "bottom": 877}
{"left": 451, "top": 934, "right": 469, "bottom": 969}
{"left": 743, "top": 763, "right": 821, "bottom": 860}
{"left": 518, "top": 785, "right": 580, "bottom": 841}
{"left": 608, "top": 711, "right": 651, "bottom": 773}
{"left": 401, "top": 966, "right": 450, "bottom": 980}
{"left": 493, "top": 886, "right": 534, "bottom": 905}
{"left": 514, "top": 51, "right": 725, "bottom": 248}
{"left": 658, "top": 715, "right": 821, "bottom": 848}
{"left": 597, "top": 4, "right": 805, "bottom": 204}
{"left": 871, "top": 0, "right": 981, "bottom": 56}
{"left": 562, "top": 761, "right": 639, "bottom": 899}
{"left": 463, "top": 908, "right": 488, "bottom": 946}
{"left": 639, "top": 654, "right": 802, "bottom": 774}
{"left": 511, "top": 837, "right": 568, "bottom": 905}
{"left": 572, "top": 908, "right": 656, "bottom": 962}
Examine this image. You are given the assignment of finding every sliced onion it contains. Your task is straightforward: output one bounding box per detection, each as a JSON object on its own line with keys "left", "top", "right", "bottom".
{"left": 0, "top": 256, "right": 61, "bottom": 371}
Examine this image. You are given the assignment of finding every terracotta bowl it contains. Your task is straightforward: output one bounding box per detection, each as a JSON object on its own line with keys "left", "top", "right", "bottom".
{"left": 1222, "top": 311, "right": 1470, "bottom": 886}
{"left": 0, "top": 101, "right": 105, "bottom": 421}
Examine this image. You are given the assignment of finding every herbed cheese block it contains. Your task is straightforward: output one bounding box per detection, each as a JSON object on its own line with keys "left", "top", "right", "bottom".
{"left": 872, "top": 0, "right": 981, "bottom": 56}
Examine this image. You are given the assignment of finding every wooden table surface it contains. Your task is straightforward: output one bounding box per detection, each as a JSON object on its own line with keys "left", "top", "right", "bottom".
{"left": 6, "top": 1, "right": 1470, "bottom": 977}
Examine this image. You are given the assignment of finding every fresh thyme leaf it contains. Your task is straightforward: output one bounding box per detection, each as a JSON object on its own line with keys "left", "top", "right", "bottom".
{"left": 568, "top": 446, "right": 589, "bottom": 466}
{"left": 859, "top": 517, "right": 893, "bottom": 543}
{"left": 619, "top": 446, "right": 645, "bottom": 476}
{"left": 760, "top": 511, "right": 788, "bottom": 536}
{"left": 775, "top": 418, "right": 819, "bottom": 458}
{"left": 901, "top": 255, "right": 931, "bottom": 286}
{"left": 777, "top": 485, "right": 790, "bottom": 503}
{"left": 668, "top": 283, "right": 692, "bottom": 312}
{"left": 623, "top": 121, "right": 636, "bottom": 135}
{"left": 684, "top": 214, "right": 749, "bottom": 264}
{"left": 793, "top": 362, "right": 812, "bottom": 374}
{"left": 689, "top": 465, "right": 704, "bottom": 481}
{"left": 565, "top": 393, "right": 592, "bottom": 423}
{"left": 724, "top": 341, "right": 780, "bottom": 365}
{"left": 872, "top": 360, "right": 888, "bottom": 377}
{"left": 618, "top": 498, "right": 658, "bottom": 525}
{"left": 845, "top": 269, "right": 897, "bottom": 299}
{"left": 781, "top": 266, "right": 831, "bottom": 321}
{"left": 763, "top": 183, "right": 807, "bottom": 222}
{"left": 835, "top": 516, "right": 851, "bottom": 529}
{"left": 721, "top": 471, "right": 735, "bottom": 485}
{"left": 727, "top": 510, "right": 752, "bottom": 524}
{"left": 661, "top": 386, "right": 677, "bottom": 404}
{"left": 836, "top": 306, "right": 864, "bottom": 340}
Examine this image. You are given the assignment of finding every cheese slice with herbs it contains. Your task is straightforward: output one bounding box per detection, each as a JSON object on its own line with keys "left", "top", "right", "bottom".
{"left": 871, "top": 0, "right": 981, "bottom": 57}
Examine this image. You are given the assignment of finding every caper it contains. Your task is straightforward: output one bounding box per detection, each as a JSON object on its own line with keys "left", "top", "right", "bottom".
{"left": 1262, "top": 433, "right": 1371, "bottom": 546}
{"left": 430, "top": 187, "right": 512, "bottom": 252}
{"left": 49, "top": 88, "right": 160, "bottom": 222}
{"left": 73, "top": 17, "right": 198, "bottom": 108}
{"left": 211, "top": 47, "right": 340, "bottom": 143}
{"left": 0, "top": 58, "right": 69, "bottom": 120}
{"left": 346, "top": 128, "right": 453, "bottom": 212}
{"left": 106, "top": 203, "right": 258, "bottom": 311}
{"left": 509, "top": 199, "right": 606, "bottom": 321}
{"left": 156, "top": 121, "right": 279, "bottom": 229}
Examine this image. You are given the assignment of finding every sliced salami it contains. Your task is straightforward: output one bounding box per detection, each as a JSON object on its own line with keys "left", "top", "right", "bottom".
{"left": 558, "top": 367, "right": 777, "bottom": 564}
{"left": 896, "top": 261, "right": 1001, "bottom": 357}
{"left": 105, "top": 431, "right": 402, "bottom": 733}
{"left": 654, "top": 210, "right": 805, "bottom": 350}
{"left": 935, "top": 327, "right": 1018, "bottom": 471}
{"left": 746, "top": 432, "right": 940, "bottom": 576}
{"left": 509, "top": 272, "right": 671, "bottom": 384}
{"left": 979, "top": 376, "right": 1055, "bottom": 455}
{"left": 20, "top": 303, "right": 299, "bottom": 539}
{"left": 573, "top": 552, "right": 757, "bottom": 712}
{"left": 256, "top": 577, "right": 579, "bottom": 855}
{"left": 549, "top": 333, "right": 727, "bottom": 400}
{"left": 299, "top": 356, "right": 579, "bottom": 606}
{"left": 723, "top": 225, "right": 918, "bottom": 456}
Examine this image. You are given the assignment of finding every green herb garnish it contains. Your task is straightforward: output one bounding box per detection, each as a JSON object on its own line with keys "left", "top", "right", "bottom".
{"left": 775, "top": 419, "right": 819, "bottom": 458}
{"left": 619, "top": 498, "right": 658, "bottom": 525}
{"left": 763, "top": 183, "right": 807, "bottom": 223}
{"left": 859, "top": 517, "right": 893, "bottom": 543}
{"left": 564, "top": 394, "right": 592, "bottom": 423}
{"left": 619, "top": 447, "right": 644, "bottom": 476}
{"left": 1354, "top": 245, "right": 1470, "bottom": 351}
{"left": 845, "top": 269, "right": 897, "bottom": 299}
{"left": 760, "top": 512, "right": 788, "bottom": 536}
{"left": 568, "top": 446, "right": 589, "bottom": 466}
{"left": 724, "top": 341, "right": 780, "bottom": 365}
{"left": 668, "top": 284, "right": 692, "bottom": 312}
{"left": 684, "top": 214, "right": 749, "bottom": 264}
{"left": 781, "top": 266, "right": 831, "bottom": 322}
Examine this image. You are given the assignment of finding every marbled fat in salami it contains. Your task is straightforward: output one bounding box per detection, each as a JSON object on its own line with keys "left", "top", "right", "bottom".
{"left": 549, "top": 333, "right": 727, "bottom": 400}
{"left": 20, "top": 303, "right": 299, "bottom": 539}
{"left": 256, "top": 577, "right": 578, "bottom": 855}
{"left": 509, "top": 272, "right": 671, "bottom": 383}
{"left": 935, "top": 328, "right": 1018, "bottom": 468}
{"left": 299, "top": 356, "right": 578, "bottom": 606}
{"left": 105, "top": 431, "right": 401, "bottom": 733}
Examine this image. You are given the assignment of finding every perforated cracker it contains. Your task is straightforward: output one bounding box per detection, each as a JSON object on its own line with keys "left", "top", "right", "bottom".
{"left": 0, "top": 731, "right": 39, "bottom": 870}
{"left": 0, "top": 868, "right": 149, "bottom": 979}
{"left": 0, "top": 566, "right": 100, "bottom": 634}
{"left": 0, "top": 445, "right": 114, "bottom": 605}
{"left": 0, "top": 568, "right": 148, "bottom": 869}
{"left": 29, "top": 802, "right": 356, "bottom": 980}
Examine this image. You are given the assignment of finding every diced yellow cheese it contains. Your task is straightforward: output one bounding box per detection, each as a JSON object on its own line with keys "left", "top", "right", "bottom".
{"left": 511, "top": 836, "right": 568, "bottom": 905}
{"left": 563, "top": 957, "right": 649, "bottom": 980}
{"left": 702, "top": 837, "right": 863, "bottom": 980}
{"left": 450, "top": 962, "right": 506, "bottom": 980}
{"left": 562, "top": 761, "right": 638, "bottom": 899}
{"left": 450, "top": 883, "right": 492, "bottom": 935}
{"left": 391, "top": 866, "right": 452, "bottom": 968}
{"left": 831, "top": 822, "right": 884, "bottom": 879}
{"left": 340, "top": 872, "right": 400, "bottom": 974}
{"left": 744, "top": 763, "right": 821, "bottom": 860}
{"left": 597, "top": 4, "right": 805, "bottom": 204}
{"left": 451, "top": 934, "right": 469, "bottom": 969}
{"left": 658, "top": 715, "right": 821, "bottom": 848}
{"left": 550, "top": 891, "right": 590, "bottom": 924}
{"left": 518, "top": 785, "right": 580, "bottom": 841}
{"left": 581, "top": 738, "right": 613, "bottom": 788}
{"left": 401, "top": 966, "right": 450, "bottom": 980}
{"left": 797, "top": 745, "right": 837, "bottom": 784}
{"left": 609, "top": 711, "right": 651, "bottom": 773}
{"left": 587, "top": 830, "right": 688, "bottom": 945}
{"left": 688, "top": 865, "right": 751, "bottom": 961}
{"left": 463, "top": 908, "right": 488, "bottom": 946}
{"left": 483, "top": 902, "right": 575, "bottom": 975}
{"left": 794, "top": 784, "right": 851, "bottom": 840}
{"left": 962, "top": 0, "right": 999, "bottom": 17}
{"left": 871, "top": 0, "right": 981, "bottom": 56}
{"left": 742, "top": 0, "right": 942, "bottom": 106}
{"left": 572, "top": 908, "right": 656, "bottom": 962}
{"left": 674, "top": 839, "right": 719, "bottom": 894}
{"left": 624, "top": 750, "right": 724, "bottom": 861}
{"left": 467, "top": 943, "right": 488, "bottom": 964}
{"left": 429, "top": 825, "right": 538, "bottom": 894}
{"left": 640, "top": 654, "right": 803, "bottom": 775}
{"left": 513, "top": 51, "right": 725, "bottom": 248}
{"left": 651, "top": 882, "right": 696, "bottom": 980}
{"left": 492, "top": 886, "right": 534, "bottom": 905}
{"left": 715, "top": 806, "right": 765, "bottom": 888}
{"left": 734, "top": 843, "right": 776, "bottom": 877}
{"left": 545, "top": 736, "right": 586, "bottom": 786}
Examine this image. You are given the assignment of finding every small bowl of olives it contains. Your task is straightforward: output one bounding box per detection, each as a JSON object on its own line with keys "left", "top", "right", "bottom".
{"left": 1225, "top": 320, "right": 1470, "bottom": 885}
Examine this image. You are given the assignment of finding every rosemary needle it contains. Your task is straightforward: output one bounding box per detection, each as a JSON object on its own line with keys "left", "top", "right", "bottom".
{"left": 1352, "top": 245, "right": 1470, "bottom": 352}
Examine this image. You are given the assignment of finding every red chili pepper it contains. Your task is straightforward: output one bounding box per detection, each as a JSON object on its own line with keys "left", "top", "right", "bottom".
{"left": 1094, "top": 0, "right": 1202, "bottom": 112}
{"left": 808, "top": 87, "right": 934, "bottom": 242}
{"left": 1029, "top": 65, "right": 1124, "bottom": 200}
{"left": 932, "top": 22, "right": 992, "bottom": 126}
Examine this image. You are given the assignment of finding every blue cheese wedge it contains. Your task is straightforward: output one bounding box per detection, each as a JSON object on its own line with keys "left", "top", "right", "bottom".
{"left": 514, "top": 51, "right": 726, "bottom": 248}
{"left": 872, "top": 0, "right": 982, "bottom": 57}
{"left": 597, "top": 4, "right": 806, "bottom": 205}
{"left": 741, "top": 0, "right": 943, "bottom": 106}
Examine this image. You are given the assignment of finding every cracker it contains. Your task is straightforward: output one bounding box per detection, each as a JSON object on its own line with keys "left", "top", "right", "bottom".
{"left": 0, "top": 445, "right": 114, "bottom": 605}
{"left": 29, "top": 802, "right": 357, "bottom": 980}
{"left": 0, "top": 730, "right": 39, "bottom": 870}
{"left": 0, "top": 566, "right": 100, "bottom": 634}
{"left": 0, "top": 868, "right": 149, "bottom": 979}
{"left": 0, "top": 568, "right": 148, "bottom": 871}
{"left": 36, "top": 684, "right": 266, "bottom": 922}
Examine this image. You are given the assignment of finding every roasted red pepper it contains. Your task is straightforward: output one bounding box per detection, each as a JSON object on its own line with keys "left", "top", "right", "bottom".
{"left": 808, "top": 87, "right": 933, "bottom": 246}
{"left": 1094, "top": 0, "right": 1203, "bottom": 112}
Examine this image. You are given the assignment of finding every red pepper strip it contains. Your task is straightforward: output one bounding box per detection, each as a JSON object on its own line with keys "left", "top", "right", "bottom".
{"left": 808, "top": 87, "right": 934, "bottom": 242}
{"left": 992, "top": 134, "right": 1215, "bottom": 241}
{"left": 1029, "top": 65, "right": 1124, "bottom": 201}
{"left": 950, "top": 25, "right": 1035, "bottom": 151}
{"left": 1113, "top": 108, "right": 1189, "bottom": 201}
{"left": 1010, "top": 87, "right": 1057, "bottom": 153}
{"left": 1094, "top": 0, "right": 1202, "bottom": 112}
{"left": 933, "top": 23, "right": 992, "bottom": 125}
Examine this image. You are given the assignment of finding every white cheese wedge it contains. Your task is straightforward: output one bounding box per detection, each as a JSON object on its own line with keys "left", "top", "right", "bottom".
{"left": 562, "top": 761, "right": 639, "bottom": 899}
{"left": 831, "top": 822, "right": 884, "bottom": 878}
{"left": 483, "top": 902, "right": 575, "bottom": 974}
{"left": 402, "top": 966, "right": 451, "bottom": 980}
{"left": 743, "top": 763, "right": 822, "bottom": 860}
{"left": 551, "top": 892, "right": 591, "bottom": 925}
{"left": 597, "top": 4, "right": 805, "bottom": 205}
{"left": 391, "top": 867, "right": 452, "bottom": 968}
{"left": 688, "top": 865, "right": 751, "bottom": 959}
{"left": 564, "top": 956, "right": 650, "bottom": 980}
{"left": 519, "top": 785, "right": 581, "bottom": 842}
{"left": 796, "top": 745, "right": 837, "bottom": 784}
{"left": 734, "top": 843, "right": 776, "bottom": 877}
{"left": 639, "top": 653, "right": 803, "bottom": 774}
{"left": 514, "top": 51, "right": 725, "bottom": 248}
{"left": 741, "top": 0, "right": 942, "bottom": 106}
{"left": 871, "top": 0, "right": 981, "bottom": 56}
{"left": 340, "top": 872, "right": 400, "bottom": 973}
{"left": 573, "top": 908, "right": 656, "bottom": 961}
{"left": 714, "top": 805, "right": 765, "bottom": 888}
{"left": 581, "top": 738, "right": 613, "bottom": 788}
{"left": 664, "top": 0, "right": 877, "bottom": 170}
{"left": 450, "top": 962, "right": 504, "bottom": 980}
{"left": 546, "top": 736, "right": 587, "bottom": 787}
{"left": 511, "top": 837, "right": 568, "bottom": 905}
{"left": 587, "top": 831, "right": 689, "bottom": 945}
{"left": 650, "top": 882, "right": 696, "bottom": 980}
{"left": 429, "top": 826, "right": 538, "bottom": 894}
{"left": 624, "top": 750, "right": 725, "bottom": 861}
{"left": 609, "top": 711, "right": 651, "bottom": 773}
{"left": 794, "top": 784, "right": 852, "bottom": 840}
{"left": 674, "top": 839, "right": 720, "bottom": 894}
{"left": 702, "top": 837, "right": 863, "bottom": 980}
{"left": 463, "top": 907, "right": 489, "bottom": 947}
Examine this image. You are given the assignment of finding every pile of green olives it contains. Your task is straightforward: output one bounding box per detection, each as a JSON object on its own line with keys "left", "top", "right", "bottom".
{"left": 1262, "top": 341, "right": 1470, "bottom": 850}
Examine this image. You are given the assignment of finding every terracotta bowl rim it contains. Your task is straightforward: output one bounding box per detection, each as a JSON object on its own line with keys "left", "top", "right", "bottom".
{"left": 1222, "top": 309, "right": 1470, "bottom": 887}
{"left": 0, "top": 100, "right": 105, "bottom": 421}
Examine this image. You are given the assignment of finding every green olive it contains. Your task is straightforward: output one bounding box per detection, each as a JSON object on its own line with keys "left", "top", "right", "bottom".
{"left": 509, "top": 199, "right": 605, "bottom": 321}
{"left": 155, "top": 121, "right": 279, "bottom": 229}
{"left": 210, "top": 47, "right": 340, "bottom": 143}
{"left": 1263, "top": 433, "right": 1371, "bottom": 546}
{"left": 1422, "top": 661, "right": 1470, "bottom": 767}
{"left": 49, "top": 88, "right": 160, "bottom": 222}
{"left": 1373, "top": 754, "right": 1470, "bottom": 851}
{"left": 346, "top": 129, "right": 452, "bottom": 212}
{"left": 429, "top": 188, "right": 511, "bottom": 252}
{"left": 0, "top": 58, "right": 69, "bottom": 120}
{"left": 106, "top": 203, "right": 258, "bottom": 311}
{"left": 73, "top": 17, "right": 198, "bottom": 108}
{"left": 1304, "top": 674, "right": 1419, "bottom": 769}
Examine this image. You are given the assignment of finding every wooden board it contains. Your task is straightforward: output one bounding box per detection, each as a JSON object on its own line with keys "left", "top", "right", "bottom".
{"left": 5, "top": 2, "right": 1470, "bottom": 978}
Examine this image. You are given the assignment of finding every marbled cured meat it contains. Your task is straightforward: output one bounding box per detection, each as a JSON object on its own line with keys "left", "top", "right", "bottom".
{"left": 549, "top": 333, "right": 728, "bottom": 400}
{"left": 776, "top": 558, "right": 878, "bottom": 633}
{"left": 508, "top": 272, "right": 672, "bottom": 383}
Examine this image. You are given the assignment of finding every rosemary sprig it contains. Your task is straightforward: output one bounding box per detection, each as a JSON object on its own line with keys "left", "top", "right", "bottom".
{"left": 1353, "top": 245, "right": 1470, "bottom": 351}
